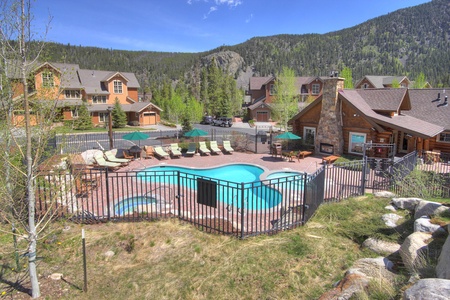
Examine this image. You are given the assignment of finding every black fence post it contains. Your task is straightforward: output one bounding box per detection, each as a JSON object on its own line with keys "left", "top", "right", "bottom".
{"left": 361, "top": 157, "right": 367, "bottom": 195}
{"left": 105, "top": 168, "right": 111, "bottom": 220}
{"left": 177, "top": 170, "right": 181, "bottom": 219}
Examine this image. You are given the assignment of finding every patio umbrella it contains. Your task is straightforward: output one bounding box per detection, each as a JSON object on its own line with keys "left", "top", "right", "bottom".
{"left": 122, "top": 131, "right": 149, "bottom": 146}
{"left": 184, "top": 128, "right": 209, "bottom": 152}
{"left": 275, "top": 132, "right": 301, "bottom": 151}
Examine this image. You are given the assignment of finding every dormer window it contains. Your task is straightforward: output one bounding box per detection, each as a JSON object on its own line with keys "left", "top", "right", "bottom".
{"left": 42, "top": 72, "right": 54, "bottom": 87}
{"left": 64, "top": 90, "right": 81, "bottom": 99}
{"left": 312, "top": 83, "right": 320, "bottom": 95}
{"left": 114, "top": 80, "right": 123, "bottom": 94}
{"left": 362, "top": 83, "right": 369, "bottom": 89}
{"left": 269, "top": 84, "right": 275, "bottom": 95}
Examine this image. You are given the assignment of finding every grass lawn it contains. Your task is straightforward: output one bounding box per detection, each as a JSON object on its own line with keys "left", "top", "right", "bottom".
{"left": 0, "top": 195, "right": 428, "bottom": 299}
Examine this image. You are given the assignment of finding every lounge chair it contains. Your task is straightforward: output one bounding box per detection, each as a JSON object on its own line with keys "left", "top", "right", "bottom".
{"left": 154, "top": 146, "right": 170, "bottom": 160}
{"left": 104, "top": 150, "right": 130, "bottom": 165}
{"left": 186, "top": 143, "right": 197, "bottom": 157}
{"left": 142, "top": 146, "right": 155, "bottom": 159}
{"left": 209, "top": 141, "right": 222, "bottom": 155}
{"left": 222, "top": 140, "right": 234, "bottom": 154}
{"left": 198, "top": 142, "right": 211, "bottom": 156}
{"left": 170, "top": 143, "right": 182, "bottom": 158}
{"left": 93, "top": 153, "right": 121, "bottom": 170}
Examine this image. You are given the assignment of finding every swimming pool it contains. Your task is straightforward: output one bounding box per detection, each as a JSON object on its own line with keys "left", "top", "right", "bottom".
{"left": 137, "top": 164, "right": 287, "bottom": 210}
{"left": 114, "top": 195, "right": 158, "bottom": 215}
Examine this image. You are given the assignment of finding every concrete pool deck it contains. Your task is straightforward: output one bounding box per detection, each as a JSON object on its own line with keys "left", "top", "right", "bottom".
{"left": 121, "top": 151, "right": 325, "bottom": 174}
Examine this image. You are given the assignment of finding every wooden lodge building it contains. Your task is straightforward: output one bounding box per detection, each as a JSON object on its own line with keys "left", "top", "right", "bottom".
{"left": 288, "top": 77, "right": 450, "bottom": 158}
{"left": 9, "top": 62, "right": 162, "bottom": 127}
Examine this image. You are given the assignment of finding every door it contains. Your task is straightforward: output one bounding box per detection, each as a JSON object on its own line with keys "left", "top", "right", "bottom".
{"left": 256, "top": 111, "right": 268, "bottom": 122}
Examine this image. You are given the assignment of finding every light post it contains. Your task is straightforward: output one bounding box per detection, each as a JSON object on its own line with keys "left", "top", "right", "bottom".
{"left": 107, "top": 107, "right": 113, "bottom": 150}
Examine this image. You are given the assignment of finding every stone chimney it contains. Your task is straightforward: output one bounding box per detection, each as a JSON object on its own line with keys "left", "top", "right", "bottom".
{"left": 315, "top": 77, "right": 345, "bottom": 155}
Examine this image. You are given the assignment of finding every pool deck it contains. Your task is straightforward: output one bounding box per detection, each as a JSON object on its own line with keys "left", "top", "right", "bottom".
{"left": 121, "top": 151, "right": 325, "bottom": 174}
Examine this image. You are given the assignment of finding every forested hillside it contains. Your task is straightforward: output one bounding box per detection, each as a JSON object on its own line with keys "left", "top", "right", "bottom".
{"left": 41, "top": 0, "right": 450, "bottom": 88}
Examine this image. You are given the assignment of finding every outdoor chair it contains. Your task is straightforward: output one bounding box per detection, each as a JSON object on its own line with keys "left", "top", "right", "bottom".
{"left": 186, "top": 143, "right": 197, "bottom": 157}
{"left": 222, "top": 140, "right": 234, "bottom": 154}
{"left": 142, "top": 146, "right": 155, "bottom": 159}
{"left": 209, "top": 141, "right": 222, "bottom": 155}
{"left": 154, "top": 146, "right": 170, "bottom": 160}
{"left": 170, "top": 143, "right": 182, "bottom": 158}
{"left": 104, "top": 150, "right": 130, "bottom": 165}
{"left": 198, "top": 142, "right": 211, "bottom": 156}
{"left": 93, "top": 153, "right": 121, "bottom": 171}
{"left": 123, "top": 150, "right": 135, "bottom": 160}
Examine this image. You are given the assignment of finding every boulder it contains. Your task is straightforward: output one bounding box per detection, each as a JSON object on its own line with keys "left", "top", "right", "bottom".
{"left": 399, "top": 232, "right": 432, "bottom": 275}
{"left": 414, "top": 216, "right": 446, "bottom": 235}
{"left": 362, "top": 237, "right": 401, "bottom": 255}
{"left": 436, "top": 233, "right": 450, "bottom": 279}
{"left": 414, "top": 200, "right": 449, "bottom": 220}
{"left": 403, "top": 278, "right": 450, "bottom": 299}
{"left": 385, "top": 204, "right": 397, "bottom": 212}
{"left": 382, "top": 213, "right": 403, "bottom": 227}
{"left": 374, "top": 191, "right": 396, "bottom": 198}
{"left": 391, "top": 197, "right": 422, "bottom": 211}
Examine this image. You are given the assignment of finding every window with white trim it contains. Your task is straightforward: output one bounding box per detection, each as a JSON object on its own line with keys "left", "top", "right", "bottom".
{"left": 92, "top": 95, "right": 107, "bottom": 103}
{"left": 438, "top": 132, "right": 450, "bottom": 142}
{"left": 99, "top": 112, "right": 108, "bottom": 123}
{"left": 303, "top": 127, "right": 316, "bottom": 145}
{"left": 42, "top": 72, "right": 54, "bottom": 87}
{"left": 349, "top": 132, "right": 366, "bottom": 154}
{"left": 312, "top": 83, "right": 320, "bottom": 95}
{"left": 113, "top": 80, "right": 123, "bottom": 94}
{"left": 71, "top": 109, "right": 79, "bottom": 118}
{"left": 64, "top": 90, "right": 81, "bottom": 99}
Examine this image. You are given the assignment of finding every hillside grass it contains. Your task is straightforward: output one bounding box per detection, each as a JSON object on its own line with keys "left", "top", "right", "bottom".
{"left": 0, "top": 195, "right": 418, "bottom": 299}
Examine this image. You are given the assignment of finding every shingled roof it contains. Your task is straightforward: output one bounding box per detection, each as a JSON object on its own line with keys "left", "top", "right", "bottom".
{"left": 356, "top": 75, "right": 410, "bottom": 88}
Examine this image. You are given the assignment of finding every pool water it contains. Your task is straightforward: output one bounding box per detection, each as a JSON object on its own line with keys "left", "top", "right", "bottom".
{"left": 137, "top": 164, "right": 289, "bottom": 210}
{"left": 114, "top": 196, "right": 157, "bottom": 215}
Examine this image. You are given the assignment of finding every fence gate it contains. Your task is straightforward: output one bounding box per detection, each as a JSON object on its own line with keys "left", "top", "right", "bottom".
{"left": 363, "top": 143, "right": 396, "bottom": 192}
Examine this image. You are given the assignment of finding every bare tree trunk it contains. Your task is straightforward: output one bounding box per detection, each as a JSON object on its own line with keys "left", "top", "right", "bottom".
{"left": 20, "top": 0, "right": 40, "bottom": 296}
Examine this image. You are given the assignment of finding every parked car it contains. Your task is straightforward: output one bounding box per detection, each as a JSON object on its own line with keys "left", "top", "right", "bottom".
{"left": 200, "top": 115, "right": 214, "bottom": 125}
{"left": 213, "top": 117, "right": 233, "bottom": 127}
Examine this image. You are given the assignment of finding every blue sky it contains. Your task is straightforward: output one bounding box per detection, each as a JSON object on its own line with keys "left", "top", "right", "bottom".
{"left": 33, "top": 0, "right": 430, "bottom": 53}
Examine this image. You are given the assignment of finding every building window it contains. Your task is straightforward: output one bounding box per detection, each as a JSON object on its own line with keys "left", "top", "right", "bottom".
{"left": 269, "top": 84, "right": 275, "bottom": 95}
{"left": 312, "top": 84, "right": 320, "bottom": 95}
{"left": 71, "top": 109, "right": 79, "bottom": 118}
{"left": 42, "top": 72, "right": 54, "bottom": 87}
{"left": 92, "top": 95, "right": 107, "bottom": 103}
{"left": 438, "top": 132, "right": 450, "bottom": 143}
{"left": 362, "top": 83, "right": 369, "bottom": 89}
{"left": 99, "top": 112, "right": 108, "bottom": 123}
{"left": 113, "top": 80, "right": 123, "bottom": 94}
{"left": 65, "top": 90, "right": 81, "bottom": 99}
{"left": 303, "top": 127, "right": 316, "bottom": 145}
{"left": 349, "top": 132, "right": 366, "bottom": 154}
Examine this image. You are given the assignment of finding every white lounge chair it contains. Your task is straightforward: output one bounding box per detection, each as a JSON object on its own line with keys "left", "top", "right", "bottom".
{"left": 104, "top": 150, "right": 130, "bottom": 165}
{"left": 170, "top": 143, "right": 182, "bottom": 158}
{"left": 154, "top": 146, "right": 170, "bottom": 160}
{"left": 223, "top": 140, "right": 234, "bottom": 154}
{"left": 198, "top": 142, "right": 211, "bottom": 156}
{"left": 209, "top": 141, "right": 221, "bottom": 155}
{"left": 93, "top": 154, "right": 121, "bottom": 170}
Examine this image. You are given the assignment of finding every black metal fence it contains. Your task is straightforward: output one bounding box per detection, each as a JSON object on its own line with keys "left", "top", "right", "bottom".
{"left": 36, "top": 150, "right": 448, "bottom": 237}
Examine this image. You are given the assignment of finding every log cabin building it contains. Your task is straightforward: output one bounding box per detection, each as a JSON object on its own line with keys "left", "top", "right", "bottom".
{"left": 289, "top": 77, "right": 450, "bottom": 158}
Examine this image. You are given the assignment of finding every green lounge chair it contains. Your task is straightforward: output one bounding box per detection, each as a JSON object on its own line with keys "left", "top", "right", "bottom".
{"left": 104, "top": 150, "right": 130, "bottom": 165}
{"left": 209, "top": 141, "right": 221, "bottom": 155}
{"left": 223, "top": 140, "right": 234, "bottom": 154}
{"left": 93, "top": 153, "right": 121, "bottom": 170}
{"left": 170, "top": 143, "right": 182, "bottom": 158}
{"left": 154, "top": 146, "right": 170, "bottom": 160}
{"left": 186, "top": 143, "right": 197, "bottom": 156}
{"left": 198, "top": 141, "right": 211, "bottom": 156}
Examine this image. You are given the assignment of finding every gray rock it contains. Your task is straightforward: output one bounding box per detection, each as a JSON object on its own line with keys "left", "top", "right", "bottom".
{"left": 385, "top": 204, "right": 397, "bottom": 212}
{"left": 414, "top": 216, "right": 446, "bottom": 235}
{"left": 49, "top": 273, "right": 63, "bottom": 280}
{"left": 391, "top": 197, "right": 422, "bottom": 211}
{"left": 362, "top": 238, "right": 401, "bottom": 255}
{"left": 414, "top": 200, "right": 449, "bottom": 220}
{"left": 436, "top": 235, "right": 450, "bottom": 279}
{"left": 402, "top": 278, "right": 450, "bottom": 299}
{"left": 104, "top": 250, "right": 115, "bottom": 259}
{"left": 382, "top": 213, "right": 403, "bottom": 227}
{"left": 374, "top": 191, "right": 396, "bottom": 198}
{"left": 399, "top": 232, "right": 432, "bottom": 276}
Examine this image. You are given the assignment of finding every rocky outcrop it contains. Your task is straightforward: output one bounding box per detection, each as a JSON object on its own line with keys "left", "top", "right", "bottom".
{"left": 437, "top": 226, "right": 450, "bottom": 279}
{"left": 201, "top": 51, "right": 245, "bottom": 77}
{"left": 403, "top": 278, "right": 450, "bottom": 300}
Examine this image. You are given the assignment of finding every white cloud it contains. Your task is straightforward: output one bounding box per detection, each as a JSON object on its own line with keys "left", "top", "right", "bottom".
{"left": 203, "top": 6, "right": 218, "bottom": 19}
{"left": 214, "top": 0, "right": 242, "bottom": 7}
{"left": 245, "top": 13, "right": 253, "bottom": 23}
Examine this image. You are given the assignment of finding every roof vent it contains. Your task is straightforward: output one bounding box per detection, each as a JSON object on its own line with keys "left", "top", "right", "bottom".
{"left": 432, "top": 92, "right": 441, "bottom": 103}
{"left": 438, "top": 96, "right": 448, "bottom": 107}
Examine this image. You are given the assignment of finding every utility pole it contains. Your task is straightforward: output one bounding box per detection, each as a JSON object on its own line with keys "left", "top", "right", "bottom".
{"left": 107, "top": 107, "right": 113, "bottom": 149}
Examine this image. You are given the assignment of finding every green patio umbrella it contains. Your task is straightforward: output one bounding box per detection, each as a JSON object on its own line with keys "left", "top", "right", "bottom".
{"left": 122, "top": 131, "right": 149, "bottom": 146}
{"left": 275, "top": 132, "right": 301, "bottom": 151}
{"left": 184, "top": 128, "right": 209, "bottom": 152}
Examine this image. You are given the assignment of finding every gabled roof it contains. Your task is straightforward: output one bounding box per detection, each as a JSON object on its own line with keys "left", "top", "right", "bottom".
{"left": 248, "top": 95, "right": 268, "bottom": 110}
{"left": 353, "top": 88, "right": 410, "bottom": 112}
{"left": 78, "top": 69, "right": 140, "bottom": 94}
{"left": 356, "top": 75, "right": 410, "bottom": 88}
{"left": 86, "top": 102, "right": 162, "bottom": 113}
{"left": 249, "top": 76, "right": 273, "bottom": 90}
{"left": 340, "top": 89, "right": 443, "bottom": 138}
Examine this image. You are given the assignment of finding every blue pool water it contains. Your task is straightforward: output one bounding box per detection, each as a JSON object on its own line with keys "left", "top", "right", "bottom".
{"left": 136, "top": 164, "right": 287, "bottom": 210}
{"left": 114, "top": 196, "right": 157, "bottom": 215}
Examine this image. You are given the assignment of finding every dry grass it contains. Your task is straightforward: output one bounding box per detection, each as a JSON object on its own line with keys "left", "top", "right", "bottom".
{"left": 0, "top": 195, "right": 413, "bottom": 299}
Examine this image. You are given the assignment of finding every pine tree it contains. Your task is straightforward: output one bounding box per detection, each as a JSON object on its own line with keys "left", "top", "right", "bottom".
{"left": 112, "top": 97, "right": 127, "bottom": 128}
{"left": 73, "top": 102, "right": 93, "bottom": 130}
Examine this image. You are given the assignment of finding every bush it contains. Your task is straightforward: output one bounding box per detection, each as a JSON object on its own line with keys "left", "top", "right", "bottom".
{"left": 128, "top": 121, "right": 140, "bottom": 126}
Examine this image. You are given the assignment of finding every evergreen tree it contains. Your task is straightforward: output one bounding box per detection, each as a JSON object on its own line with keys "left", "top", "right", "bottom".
{"left": 73, "top": 102, "right": 93, "bottom": 130}
{"left": 112, "top": 97, "right": 127, "bottom": 128}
